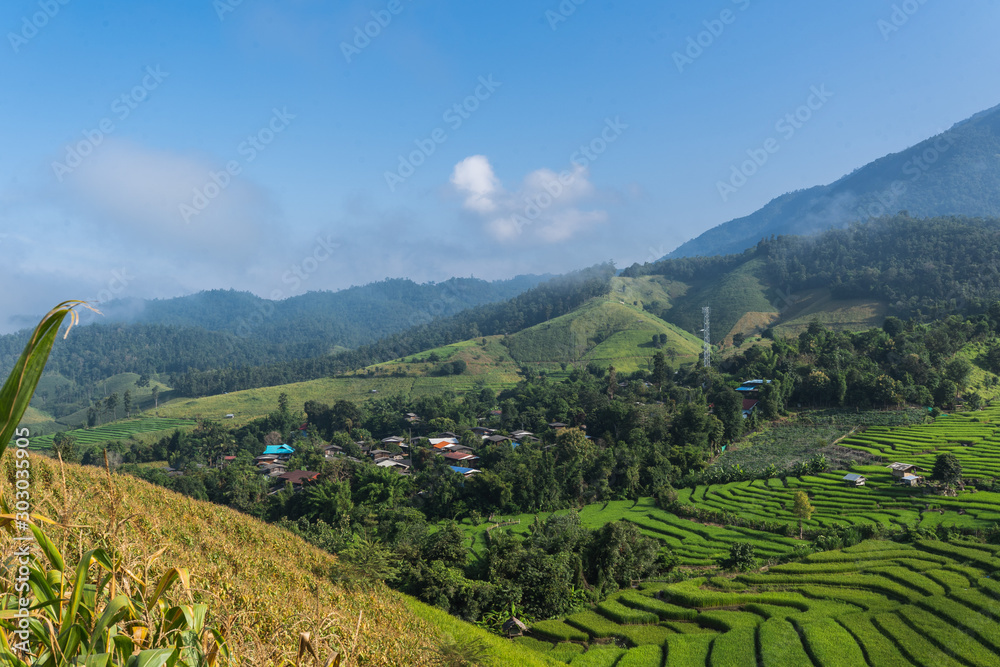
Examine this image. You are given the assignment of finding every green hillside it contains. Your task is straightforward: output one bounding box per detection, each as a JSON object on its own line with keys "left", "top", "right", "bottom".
{"left": 3, "top": 451, "right": 558, "bottom": 666}
{"left": 158, "top": 287, "right": 704, "bottom": 420}
{"left": 505, "top": 290, "right": 703, "bottom": 373}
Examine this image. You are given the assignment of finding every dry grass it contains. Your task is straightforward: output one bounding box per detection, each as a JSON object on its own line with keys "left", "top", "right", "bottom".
{"left": 2, "top": 452, "right": 440, "bottom": 665}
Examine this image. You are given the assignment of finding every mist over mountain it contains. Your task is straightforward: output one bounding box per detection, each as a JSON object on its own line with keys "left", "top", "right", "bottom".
{"left": 669, "top": 103, "right": 1000, "bottom": 258}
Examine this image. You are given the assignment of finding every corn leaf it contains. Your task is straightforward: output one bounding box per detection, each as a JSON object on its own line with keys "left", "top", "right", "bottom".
{"left": 0, "top": 301, "right": 92, "bottom": 459}
{"left": 66, "top": 551, "right": 97, "bottom": 629}
{"left": 30, "top": 522, "right": 66, "bottom": 573}
{"left": 125, "top": 648, "right": 177, "bottom": 667}
{"left": 148, "top": 568, "right": 189, "bottom": 608}
{"left": 87, "top": 595, "right": 132, "bottom": 655}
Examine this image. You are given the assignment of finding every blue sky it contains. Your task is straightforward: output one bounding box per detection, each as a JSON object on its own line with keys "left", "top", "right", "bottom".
{"left": 1, "top": 0, "right": 998, "bottom": 331}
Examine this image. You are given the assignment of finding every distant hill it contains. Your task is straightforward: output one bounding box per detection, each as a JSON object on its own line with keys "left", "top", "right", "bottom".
{"left": 65, "top": 275, "right": 548, "bottom": 350}
{"left": 0, "top": 275, "right": 547, "bottom": 422}
{"left": 628, "top": 214, "right": 1000, "bottom": 343}
{"left": 669, "top": 102, "right": 1000, "bottom": 258}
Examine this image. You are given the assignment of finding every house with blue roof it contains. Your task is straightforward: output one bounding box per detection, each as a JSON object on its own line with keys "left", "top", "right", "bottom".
{"left": 448, "top": 465, "right": 480, "bottom": 478}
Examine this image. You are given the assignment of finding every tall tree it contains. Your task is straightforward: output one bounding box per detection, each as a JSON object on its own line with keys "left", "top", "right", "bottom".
{"left": 51, "top": 431, "right": 78, "bottom": 463}
{"left": 123, "top": 390, "right": 132, "bottom": 418}
{"left": 792, "top": 490, "right": 814, "bottom": 539}
{"left": 931, "top": 453, "right": 963, "bottom": 488}
{"left": 106, "top": 392, "right": 119, "bottom": 420}
{"left": 151, "top": 385, "right": 160, "bottom": 409}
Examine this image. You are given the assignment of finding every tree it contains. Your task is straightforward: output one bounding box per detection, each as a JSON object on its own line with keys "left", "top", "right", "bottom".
{"left": 151, "top": 385, "right": 160, "bottom": 409}
{"left": 106, "top": 392, "right": 119, "bottom": 420}
{"left": 651, "top": 351, "right": 668, "bottom": 390}
{"left": 732, "top": 332, "right": 746, "bottom": 348}
{"left": 607, "top": 366, "right": 617, "bottom": 399}
{"left": 123, "top": 390, "right": 132, "bottom": 418}
{"left": 51, "top": 431, "right": 78, "bottom": 463}
{"left": 792, "top": 490, "right": 814, "bottom": 539}
{"left": 931, "top": 453, "right": 963, "bottom": 488}
{"left": 136, "top": 372, "right": 150, "bottom": 388}
{"left": 727, "top": 542, "right": 757, "bottom": 571}
{"left": 944, "top": 357, "right": 973, "bottom": 391}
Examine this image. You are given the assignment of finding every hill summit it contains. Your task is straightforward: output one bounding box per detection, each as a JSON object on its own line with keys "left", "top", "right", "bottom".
{"left": 669, "top": 102, "right": 1000, "bottom": 258}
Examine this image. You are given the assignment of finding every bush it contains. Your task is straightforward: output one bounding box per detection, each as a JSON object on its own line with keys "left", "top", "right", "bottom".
{"left": 725, "top": 542, "right": 758, "bottom": 571}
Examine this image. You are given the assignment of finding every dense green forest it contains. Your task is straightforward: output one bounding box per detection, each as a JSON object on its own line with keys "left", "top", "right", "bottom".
{"left": 170, "top": 264, "right": 616, "bottom": 396}
{"left": 90, "top": 275, "right": 547, "bottom": 346}
{"left": 0, "top": 275, "right": 546, "bottom": 417}
{"left": 668, "top": 102, "right": 1000, "bottom": 258}
{"left": 628, "top": 214, "right": 1000, "bottom": 328}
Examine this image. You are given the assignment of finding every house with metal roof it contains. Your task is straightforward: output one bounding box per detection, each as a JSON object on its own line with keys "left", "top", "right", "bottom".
{"left": 842, "top": 473, "right": 867, "bottom": 487}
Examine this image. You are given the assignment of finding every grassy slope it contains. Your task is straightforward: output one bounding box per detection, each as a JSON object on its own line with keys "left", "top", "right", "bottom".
{"left": 505, "top": 292, "right": 703, "bottom": 374}
{"left": 771, "top": 288, "right": 886, "bottom": 337}
{"left": 0, "top": 452, "right": 549, "bottom": 666}
{"left": 664, "top": 259, "right": 779, "bottom": 344}
{"left": 157, "top": 288, "right": 704, "bottom": 421}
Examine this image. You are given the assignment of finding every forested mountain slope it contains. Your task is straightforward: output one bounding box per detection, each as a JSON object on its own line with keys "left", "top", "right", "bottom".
{"left": 669, "top": 102, "right": 1000, "bottom": 258}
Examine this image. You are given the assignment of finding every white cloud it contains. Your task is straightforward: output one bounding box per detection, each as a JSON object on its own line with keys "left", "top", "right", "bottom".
{"left": 450, "top": 155, "right": 501, "bottom": 213}
{"left": 450, "top": 156, "right": 607, "bottom": 243}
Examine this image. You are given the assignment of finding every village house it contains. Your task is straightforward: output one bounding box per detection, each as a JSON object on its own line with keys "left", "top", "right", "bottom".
{"left": 275, "top": 470, "right": 319, "bottom": 490}
{"left": 842, "top": 473, "right": 867, "bottom": 487}
{"left": 887, "top": 462, "right": 923, "bottom": 479}
{"left": 376, "top": 458, "right": 412, "bottom": 474}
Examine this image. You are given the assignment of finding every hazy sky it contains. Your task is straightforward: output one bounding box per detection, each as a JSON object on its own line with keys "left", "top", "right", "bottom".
{"left": 2, "top": 0, "right": 999, "bottom": 331}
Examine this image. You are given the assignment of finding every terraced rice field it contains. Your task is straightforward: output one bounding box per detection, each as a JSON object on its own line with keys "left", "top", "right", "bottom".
{"left": 460, "top": 498, "right": 802, "bottom": 567}
{"left": 16, "top": 417, "right": 196, "bottom": 451}
{"left": 837, "top": 406, "right": 1000, "bottom": 479}
{"left": 520, "top": 539, "right": 1000, "bottom": 666}
{"left": 683, "top": 466, "right": 1000, "bottom": 534}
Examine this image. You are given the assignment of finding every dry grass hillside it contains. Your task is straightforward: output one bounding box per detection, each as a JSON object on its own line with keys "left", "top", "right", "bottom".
{"left": 1, "top": 452, "right": 558, "bottom": 666}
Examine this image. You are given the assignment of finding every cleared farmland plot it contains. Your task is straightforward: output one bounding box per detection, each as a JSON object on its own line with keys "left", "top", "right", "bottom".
{"left": 526, "top": 539, "right": 1000, "bottom": 666}
{"left": 17, "top": 417, "right": 196, "bottom": 451}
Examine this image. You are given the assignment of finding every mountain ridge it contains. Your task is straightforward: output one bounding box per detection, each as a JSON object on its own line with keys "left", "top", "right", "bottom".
{"left": 668, "top": 102, "right": 1000, "bottom": 258}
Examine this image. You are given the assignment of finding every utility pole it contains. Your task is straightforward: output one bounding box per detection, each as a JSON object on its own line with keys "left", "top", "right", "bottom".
{"left": 702, "top": 307, "right": 711, "bottom": 368}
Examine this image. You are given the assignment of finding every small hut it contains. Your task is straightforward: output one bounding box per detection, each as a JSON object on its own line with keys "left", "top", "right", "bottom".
{"left": 842, "top": 473, "right": 867, "bottom": 487}
{"left": 502, "top": 617, "right": 527, "bottom": 638}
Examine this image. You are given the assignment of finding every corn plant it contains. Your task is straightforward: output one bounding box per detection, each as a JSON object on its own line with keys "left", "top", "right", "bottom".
{"left": 0, "top": 302, "right": 231, "bottom": 665}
